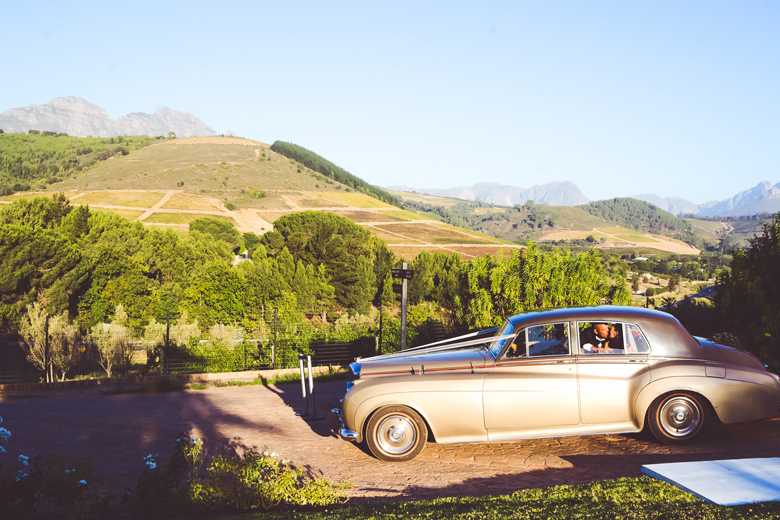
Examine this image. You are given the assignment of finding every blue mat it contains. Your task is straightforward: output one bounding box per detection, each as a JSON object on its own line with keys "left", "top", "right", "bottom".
{"left": 642, "top": 458, "right": 780, "bottom": 506}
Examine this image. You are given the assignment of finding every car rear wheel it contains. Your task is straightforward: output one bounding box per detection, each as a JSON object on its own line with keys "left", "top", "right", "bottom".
{"left": 648, "top": 392, "right": 710, "bottom": 445}
{"left": 366, "top": 406, "right": 427, "bottom": 462}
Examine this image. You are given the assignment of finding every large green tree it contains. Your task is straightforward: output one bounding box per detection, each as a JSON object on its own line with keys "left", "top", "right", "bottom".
{"left": 717, "top": 213, "right": 780, "bottom": 369}
{"left": 261, "top": 211, "right": 379, "bottom": 310}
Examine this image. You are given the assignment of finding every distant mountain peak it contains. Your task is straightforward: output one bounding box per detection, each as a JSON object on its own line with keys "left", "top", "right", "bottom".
{"left": 387, "top": 181, "right": 590, "bottom": 207}
{"left": 0, "top": 97, "right": 217, "bottom": 138}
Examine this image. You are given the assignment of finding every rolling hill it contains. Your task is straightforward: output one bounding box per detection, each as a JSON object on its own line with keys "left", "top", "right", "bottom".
{"left": 0, "top": 135, "right": 517, "bottom": 260}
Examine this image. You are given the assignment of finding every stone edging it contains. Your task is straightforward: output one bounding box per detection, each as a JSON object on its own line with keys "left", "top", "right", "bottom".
{"left": 0, "top": 365, "right": 344, "bottom": 392}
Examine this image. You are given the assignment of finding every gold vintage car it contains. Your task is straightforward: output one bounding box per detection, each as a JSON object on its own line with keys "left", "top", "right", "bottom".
{"left": 332, "top": 306, "right": 780, "bottom": 461}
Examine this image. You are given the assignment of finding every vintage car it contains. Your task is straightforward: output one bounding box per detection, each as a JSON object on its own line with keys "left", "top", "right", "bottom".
{"left": 332, "top": 306, "right": 780, "bottom": 461}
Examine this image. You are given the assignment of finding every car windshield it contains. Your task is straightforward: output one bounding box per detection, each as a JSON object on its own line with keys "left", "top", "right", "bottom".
{"left": 488, "top": 320, "right": 515, "bottom": 359}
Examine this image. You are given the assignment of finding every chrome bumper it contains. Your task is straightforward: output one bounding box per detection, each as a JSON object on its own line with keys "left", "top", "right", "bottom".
{"left": 331, "top": 408, "right": 359, "bottom": 442}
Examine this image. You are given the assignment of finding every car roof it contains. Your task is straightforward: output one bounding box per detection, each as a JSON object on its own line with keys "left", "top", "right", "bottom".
{"left": 505, "top": 305, "right": 704, "bottom": 358}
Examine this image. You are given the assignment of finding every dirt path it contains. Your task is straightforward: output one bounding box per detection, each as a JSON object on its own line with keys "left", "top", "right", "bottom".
{"left": 3, "top": 382, "right": 779, "bottom": 500}
{"left": 138, "top": 191, "right": 175, "bottom": 220}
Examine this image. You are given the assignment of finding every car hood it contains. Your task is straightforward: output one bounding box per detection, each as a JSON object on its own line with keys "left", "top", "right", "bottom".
{"left": 357, "top": 347, "right": 491, "bottom": 377}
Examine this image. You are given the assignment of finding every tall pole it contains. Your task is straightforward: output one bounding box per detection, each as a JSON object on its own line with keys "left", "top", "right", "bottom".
{"left": 164, "top": 310, "right": 170, "bottom": 375}
{"left": 401, "top": 262, "right": 408, "bottom": 351}
{"left": 45, "top": 314, "right": 50, "bottom": 383}
{"left": 273, "top": 307, "right": 278, "bottom": 369}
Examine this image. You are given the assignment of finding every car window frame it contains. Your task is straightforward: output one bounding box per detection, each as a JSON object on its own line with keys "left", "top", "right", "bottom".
{"left": 497, "top": 321, "right": 572, "bottom": 361}
{"left": 575, "top": 320, "right": 652, "bottom": 355}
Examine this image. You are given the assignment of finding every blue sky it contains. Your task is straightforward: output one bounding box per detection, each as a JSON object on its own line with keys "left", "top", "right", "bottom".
{"left": 2, "top": 1, "right": 778, "bottom": 203}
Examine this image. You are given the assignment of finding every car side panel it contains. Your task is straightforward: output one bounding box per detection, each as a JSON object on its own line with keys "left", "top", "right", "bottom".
{"left": 347, "top": 372, "right": 488, "bottom": 444}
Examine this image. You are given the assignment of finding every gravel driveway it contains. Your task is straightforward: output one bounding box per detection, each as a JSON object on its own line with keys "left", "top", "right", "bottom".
{"left": 3, "top": 380, "right": 780, "bottom": 500}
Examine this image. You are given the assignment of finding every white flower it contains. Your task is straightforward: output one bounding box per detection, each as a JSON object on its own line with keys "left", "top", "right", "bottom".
{"left": 0, "top": 446, "right": 5, "bottom": 453}
{"left": 146, "top": 461, "right": 157, "bottom": 470}
{"left": 79, "top": 480, "right": 87, "bottom": 485}
{"left": 18, "top": 455, "right": 28, "bottom": 466}
{"left": 271, "top": 452, "right": 278, "bottom": 457}
{"left": 65, "top": 469, "right": 71, "bottom": 474}
{"left": 263, "top": 451, "right": 269, "bottom": 456}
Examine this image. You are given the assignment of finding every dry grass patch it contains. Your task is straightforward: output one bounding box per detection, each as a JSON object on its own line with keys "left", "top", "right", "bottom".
{"left": 162, "top": 193, "right": 222, "bottom": 211}
{"left": 372, "top": 223, "right": 495, "bottom": 244}
{"left": 287, "top": 194, "right": 347, "bottom": 208}
{"left": 365, "top": 226, "right": 425, "bottom": 244}
{"left": 614, "top": 234, "right": 658, "bottom": 242}
{"left": 332, "top": 210, "right": 404, "bottom": 223}
{"left": 540, "top": 231, "right": 612, "bottom": 241}
{"left": 376, "top": 209, "right": 432, "bottom": 221}
{"left": 75, "top": 191, "right": 165, "bottom": 207}
{"left": 143, "top": 212, "right": 235, "bottom": 225}
{"left": 307, "top": 191, "right": 395, "bottom": 208}
{"left": 91, "top": 208, "right": 145, "bottom": 220}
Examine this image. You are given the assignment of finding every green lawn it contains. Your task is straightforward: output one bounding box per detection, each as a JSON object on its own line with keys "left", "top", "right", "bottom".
{"left": 212, "top": 476, "right": 779, "bottom": 519}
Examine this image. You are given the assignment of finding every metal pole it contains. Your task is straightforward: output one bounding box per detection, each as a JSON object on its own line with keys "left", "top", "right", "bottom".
{"left": 401, "top": 262, "right": 408, "bottom": 350}
{"left": 379, "top": 308, "right": 383, "bottom": 354}
{"left": 304, "top": 355, "right": 324, "bottom": 421}
{"left": 164, "top": 310, "right": 170, "bottom": 375}
{"left": 273, "top": 308, "right": 278, "bottom": 370}
{"left": 45, "top": 314, "right": 50, "bottom": 383}
{"left": 295, "top": 354, "right": 311, "bottom": 418}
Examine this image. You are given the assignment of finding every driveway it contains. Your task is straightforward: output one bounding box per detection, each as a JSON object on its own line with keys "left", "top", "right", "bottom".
{"left": 2, "top": 381, "right": 780, "bottom": 500}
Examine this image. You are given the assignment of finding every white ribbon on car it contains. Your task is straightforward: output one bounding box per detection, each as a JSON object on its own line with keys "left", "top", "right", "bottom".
{"left": 360, "top": 327, "right": 516, "bottom": 362}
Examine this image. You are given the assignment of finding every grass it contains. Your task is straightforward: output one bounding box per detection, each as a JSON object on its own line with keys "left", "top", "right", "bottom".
{"left": 376, "top": 209, "right": 434, "bottom": 221}
{"left": 161, "top": 192, "right": 223, "bottom": 211}
{"left": 72, "top": 190, "right": 166, "bottom": 207}
{"left": 287, "top": 194, "right": 348, "bottom": 208}
{"left": 371, "top": 222, "right": 498, "bottom": 245}
{"left": 613, "top": 234, "right": 659, "bottom": 242}
{"left": 142, "top": 212, "right": 235, "bottom": 225}
{"left": 212, "top": 476, "right": 780, "bottom": 519}
{"left": 91, "top": 208, "right": 145, "bottom": 220}
{"left": 331, "top": 210, "right": 405, "bottom": 223}
{"left": 308, "top": 191, "right": 396, "bottom": 208}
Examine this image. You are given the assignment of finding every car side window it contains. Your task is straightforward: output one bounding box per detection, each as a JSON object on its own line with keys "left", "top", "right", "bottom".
{"left": 578, "top": 322, "right": 651, "bottom": 354}
{"left": 502, "top": 322, "right": 569, "bottom": 359}
{"left": 578, "top": 321, "right": 624, "bottom": 354}
{"left": 624, "top": 323, "right": 651, "bottom": 353}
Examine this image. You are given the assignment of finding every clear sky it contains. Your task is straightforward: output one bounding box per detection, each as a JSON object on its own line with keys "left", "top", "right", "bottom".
{"left": 2, "top": 1, "right": 778, "bottom": 203}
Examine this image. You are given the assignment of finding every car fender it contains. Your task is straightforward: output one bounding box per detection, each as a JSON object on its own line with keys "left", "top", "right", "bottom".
{"left": 350, "top": 375, "right": 487, "bottom": 444}
{"left": 634, "top": 376, "right": 779, "bottom": 429}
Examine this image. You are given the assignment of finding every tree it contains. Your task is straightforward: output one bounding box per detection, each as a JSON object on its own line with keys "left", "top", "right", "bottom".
{"left": 717, "top": 213, "right": 780, "bottom": 369}
{"left": 18, "top": 302, "right": 52, "bottom": 382}
{"left": 260, "top": 212, "right": 377, "bottom": 308}
{"left": 48, "top": 310, "right": 80, "bottom": 381}
{"left": 189, "top": 217, "right": 242, "bottom": 253}
{"left": 669, "top": 272, "right": 680, "bottom": 292}
{"left": 631, "top": 274, "right": 640, "bottom": 292}
{"left": 90, "top": 305, "right": 134, "bottom": 377}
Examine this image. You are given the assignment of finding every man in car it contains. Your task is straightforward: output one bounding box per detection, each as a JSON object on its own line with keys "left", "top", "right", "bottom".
{"left": 580, "top": 322, "right": 612, "bottom": 353}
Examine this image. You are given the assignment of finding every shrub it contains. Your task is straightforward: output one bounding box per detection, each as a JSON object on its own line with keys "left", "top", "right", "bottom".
{"left": 225, "top": 201, "right": 237, "bottom": 211}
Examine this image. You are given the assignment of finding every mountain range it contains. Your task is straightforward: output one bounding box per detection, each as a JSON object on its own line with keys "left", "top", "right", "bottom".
{"left": 392, "top": 181, "right": 780, "bottom": 218}
{"left": 387, "top": 181, "right": 591, "bottom": 207}
{"left": 1, "top": 97, "right": 778, "bottom": 217}
{"left": 0, "top": 97, "right": 216, "bottom": 138}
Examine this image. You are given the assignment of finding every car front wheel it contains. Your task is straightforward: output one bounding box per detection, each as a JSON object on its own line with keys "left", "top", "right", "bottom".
{"left": 366, "top": 406, "right": 427, "bottom": 462}
{"left": 648, "top": 392, "right": 710, "bottom": 444}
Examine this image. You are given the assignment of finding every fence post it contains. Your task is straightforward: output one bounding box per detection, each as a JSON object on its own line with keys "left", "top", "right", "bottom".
{"left": 44, "top": 314, "right": 50, "bottom": 383}
{"left": 304, "top": 355, "right": 324, "bottom": 421}
{"left": 295, "top": 354, "right": 310, "bottom": 418}
{"left": 379, "top": 308, "right": 383, "bottom": 354}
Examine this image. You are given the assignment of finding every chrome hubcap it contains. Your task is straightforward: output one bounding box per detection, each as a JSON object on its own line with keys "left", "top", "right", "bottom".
{"left": 376, "top": 414, "right": 417, "bottom": 455}
{"left": 659, "top": 396, "right": 700, "bottom": 437}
